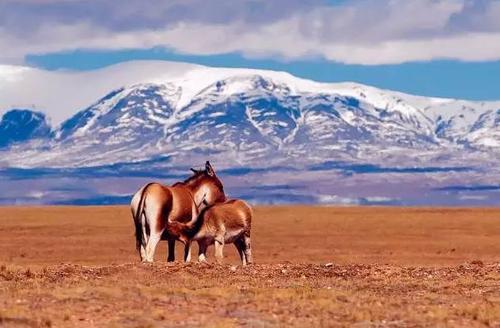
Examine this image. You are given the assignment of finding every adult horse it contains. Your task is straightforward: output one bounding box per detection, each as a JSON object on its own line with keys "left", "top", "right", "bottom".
{"left": 130, "top": 161, "right": 226, "bottom": 262}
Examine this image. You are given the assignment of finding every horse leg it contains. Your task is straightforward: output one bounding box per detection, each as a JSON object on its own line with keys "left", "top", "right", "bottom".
{"left": 243, "top": 234, "right": 252, "bottom": 265}
{"left": 183, "top": 241, "right": 192, "bottom": 263}
{"left": 234, "top": 238, "right": 247, "bottom": 266}
{"left": 144, "top": 208, "right": 165, "bottom": 263}
{"left": 167, "top": 239, "right": 175, "bottom": 262}
{"left": 145, "top": 231, "right": 162, "bottom": 263}
{"left": 135, "top": 227, "right": 147, "bottom": 262}
{"left": 198, "top": 241, "right": 208, "bottom": 263}
{"left": 214, "top": 236, "right": 225, "bottom": 265}
{"left": 139, "top": 213, "right": 148, "bottom": 261}
{"left": 140, "top": 244, "right": 147, "bottom": 262}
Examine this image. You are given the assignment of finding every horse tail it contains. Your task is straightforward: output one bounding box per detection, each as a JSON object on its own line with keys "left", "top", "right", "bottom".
{"left": 134, "top": 182, "right": 155, "bottom": 251}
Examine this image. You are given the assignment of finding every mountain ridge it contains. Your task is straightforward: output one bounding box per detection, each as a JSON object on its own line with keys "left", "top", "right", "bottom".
{"left": 2, "top": 60, "right": 499, "bottom": 124}
{"left": 0, "top": 65, "right": 499, "bottom": 168}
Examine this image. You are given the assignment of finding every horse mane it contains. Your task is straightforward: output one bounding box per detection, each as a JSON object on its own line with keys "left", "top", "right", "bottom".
{"left": 172, "top": 171, "right": 204, "bottom": 187}
{"left": 173, "top": 170, "right": 225, "bottom": 193}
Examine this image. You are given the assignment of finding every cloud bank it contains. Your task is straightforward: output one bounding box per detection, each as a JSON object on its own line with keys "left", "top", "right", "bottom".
{"left": 1, "top": 0, "right": 500, "bottom": 65}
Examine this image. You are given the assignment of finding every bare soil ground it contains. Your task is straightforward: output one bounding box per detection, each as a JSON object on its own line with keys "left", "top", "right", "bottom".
{"left": 0, "top": 206, "right": 499, "bottom": 327}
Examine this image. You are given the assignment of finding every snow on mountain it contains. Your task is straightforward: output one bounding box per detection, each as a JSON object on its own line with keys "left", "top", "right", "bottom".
{"left": 0, "top": 109, "right": 52, "bottom": 148}
{"left": 466, "top": 108, "right": 500, "bottom": 148}
{"left": 0, "top": 60, "right": 499, "bottom": 169}
{"left": 0, "top": 61, "right": 199, "bottom": 125}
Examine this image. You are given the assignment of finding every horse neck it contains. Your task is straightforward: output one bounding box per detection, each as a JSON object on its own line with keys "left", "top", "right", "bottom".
{"left": 184, "top": 179, "right": 209, "bottom": 206}
{"left": 184, "top": 207, "right": 207, "bottom": 238}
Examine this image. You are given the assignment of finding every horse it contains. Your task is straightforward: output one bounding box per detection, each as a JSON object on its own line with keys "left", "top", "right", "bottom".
{"left": 130, "top": 161, "right": 226, "bottom": 263}
{"left": 180, "top": 199, "right": 253, "bottom": 265}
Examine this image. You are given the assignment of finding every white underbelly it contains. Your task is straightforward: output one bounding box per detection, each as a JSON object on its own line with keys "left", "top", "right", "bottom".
{"left": 194, "top": 228, "right": 244, "bottom": 244}
{"left": 224, "top": 228, "right": 244, "bottom": 243}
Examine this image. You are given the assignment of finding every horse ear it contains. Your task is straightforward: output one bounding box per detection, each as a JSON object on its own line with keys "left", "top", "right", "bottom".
{"left": 190, "top": 168, "right": 198, "bottom": 174}
{"left": 205, "top": 161, "right": 215, "bottom": 176}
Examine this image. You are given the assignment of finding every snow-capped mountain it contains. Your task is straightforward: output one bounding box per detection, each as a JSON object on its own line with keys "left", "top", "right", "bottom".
{"left": 0, "top": 61, "right": 499, "bottom": 205}
{"left": 1, "top": 61, "right": 499, "bottom": 167}
{"left": 0, "top": 109, "right": 51, "bottom": 148}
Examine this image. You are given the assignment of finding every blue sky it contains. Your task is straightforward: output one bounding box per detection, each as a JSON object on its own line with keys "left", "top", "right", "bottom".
{"left": 2, "top": 0, "right": 500, "bottom": 100}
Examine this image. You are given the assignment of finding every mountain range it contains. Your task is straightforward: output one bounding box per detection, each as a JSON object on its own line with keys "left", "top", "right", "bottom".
{"left": 0, "top": 61, "right": 499, "bottom": 205}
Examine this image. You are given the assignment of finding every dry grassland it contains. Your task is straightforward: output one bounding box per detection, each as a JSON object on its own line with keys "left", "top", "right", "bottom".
{"left": 0, "top": 206, "right": 499, "bottom": 327}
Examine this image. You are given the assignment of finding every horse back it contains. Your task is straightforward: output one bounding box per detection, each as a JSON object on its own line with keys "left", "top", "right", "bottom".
{"left": 205, "top": 199, "right": 252, "bottom": 229}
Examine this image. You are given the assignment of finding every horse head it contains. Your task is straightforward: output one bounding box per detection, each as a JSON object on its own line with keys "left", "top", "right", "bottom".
{"left": 186, "top": 161, "right": 226, "bottom": 210}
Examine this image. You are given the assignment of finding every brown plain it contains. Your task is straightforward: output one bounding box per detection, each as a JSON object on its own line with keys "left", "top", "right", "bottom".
{"left": 0, "top": 206, "right": 499, "bottom": 327}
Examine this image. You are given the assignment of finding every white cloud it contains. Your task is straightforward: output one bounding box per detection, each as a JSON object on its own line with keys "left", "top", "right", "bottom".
{"left": 363, "top": 196, "right": 395, "bottom": 203}
{"left": 1, "top": 0, "right": 500, "bottom": 65}
{"left": 317, "top": 194, "right": 359, "bottom": 205}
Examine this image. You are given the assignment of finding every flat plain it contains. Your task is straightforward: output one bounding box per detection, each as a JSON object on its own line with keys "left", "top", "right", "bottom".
{"left": 0, "top": 206, "right": 499, "bottom": 327}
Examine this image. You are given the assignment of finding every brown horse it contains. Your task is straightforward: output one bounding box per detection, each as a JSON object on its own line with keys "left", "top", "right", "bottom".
{"left": 181, "top": 199, "right": 253, "bottom": 265}
{"left": 130, "top": 161, "right": 226, "bottom": 262}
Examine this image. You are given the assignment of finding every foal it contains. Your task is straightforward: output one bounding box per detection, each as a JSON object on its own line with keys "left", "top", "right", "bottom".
{"left": 182, "top": 199, "right": 253, "bottom": 265}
